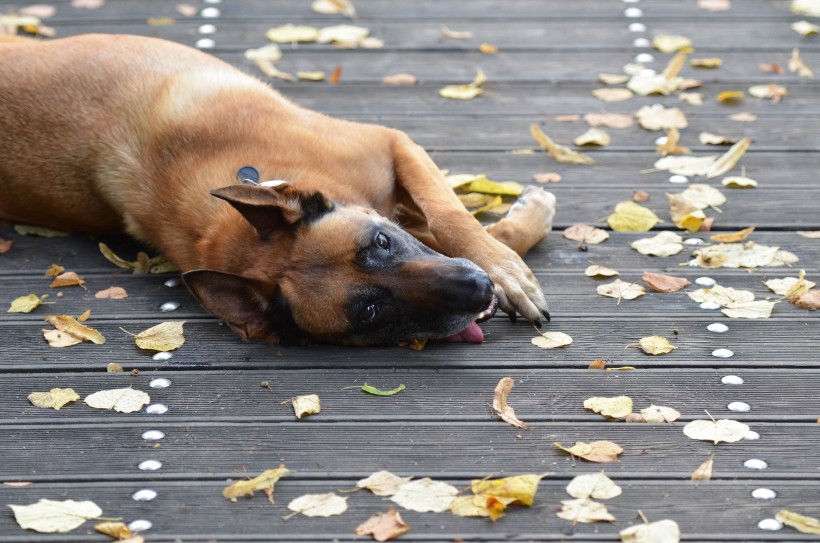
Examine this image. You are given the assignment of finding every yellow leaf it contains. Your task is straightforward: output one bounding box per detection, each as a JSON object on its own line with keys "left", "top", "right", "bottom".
{"left": 655, "top": 155, "right": 718, "bottom": 176}
{"left": 776, "top": 509, "right": 820, "bottom": 535}
{"left": 472, "top": 473, "right": 547, "bottom": 507}
{"left": 699, "top": 132, "right": 736, "bottom": 145}
{"left": 717, "top": 90, "right": 745, "bottom": 104}
{"left": 441, "top": 25, "right": 473, "bottom": 40}
{"left": 94, "top": 521, "right": 132, "bottom": 539}
{"left": 133, "top": 321, "right": 185, "bottom": 351}
{"left": 466, "top": 178, "right": 524, "bottom": 196}
{"left": 680, "top": 92, "right": 703, "bottom": 105}
{"left": 598, "top": 73, "right": 630, "bottom": 85}
{"left": 492, "top": 377, "right": 527, "bottom": 429}
{"left": 584, "top": 396, "right": 633, "bottom": 419}
{"left": 292, "top": 394, "right": 321, "bottom": 419}
{"left": 8, "top": 294, "right": 48, "bottom": 313}
{"left": 656, "top": 128, "right": 689, "bottom": 156}
{"left": 318, "top": 24, "right": 371, "bottom": 45}
{"left": 311, "top": 0, "right": 356, "bottom": 18}
{"left": 223, "top": 465, "right": 291, "bottom": 503}
{"left": 691, "top": 57, "right": 722, "bottom": 68}
{"left": 531, "top": 331, "right": 573, "bottom": 349}
{"left": 638, "top": 336, "right": 678, "bottom": 355}
{"left": 449, "top": 496, "right": 490, "bottom": 518}
{"left": 265, "top": 24, "right": 320, "bottom": 43}
{"left": 607, "top": 201, "right": 660, "bottom": 232}
{"left": 691, "top": 456, "right": 714, "bottom": 481}
{"left": 592, "top": 88, "right": 634, "bottom": 102}
{"left": 42, "top": 329, "right": 82, "bottom": 348}
{"left": 296, "top": 71, "right": 326, "bottom": 81}
{"left": 77, "top": 309, "right": 91, "bottom": 322}
{"left": 636, "top": 105, "right": 688, "bottom": 131}
{"left": 652, "top": 34, "right": 692, "bottom": 53}
{"left": 749, "top": 83, "right": 788, "bottom": 103}
{"left": 27, "top": 388, "right": 80, "bottom": 410}
{"left": 792, "top": 20, "right": 820, "bottom": 36}
{"left": 710, "top": 226, "right": 755, "bottom": 242}
{"left": 45, "top": 263, "right": 65, "bottom": 277}
{"left": 439, "top": 84, "right": 483, "bottom": 100}
{"left": 45, "top": 315, "right": 105, "bottom": 345}
{"left": 573, "top": 128, "right": 611, "bottom": 147}
{"left": 721, "top": 176, "right": 758, "bottom": 188}
{"left": 531, "top": 124, "right": 596, "bottom": 164}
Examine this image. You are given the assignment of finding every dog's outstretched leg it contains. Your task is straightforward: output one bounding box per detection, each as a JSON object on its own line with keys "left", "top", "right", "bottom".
{"left": 485, "top": 186, "right": 556, "bottom": 257}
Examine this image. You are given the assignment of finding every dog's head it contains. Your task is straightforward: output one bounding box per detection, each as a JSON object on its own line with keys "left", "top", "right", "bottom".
{"left": 182, "top": 182, "right": 496, "bottom": 346}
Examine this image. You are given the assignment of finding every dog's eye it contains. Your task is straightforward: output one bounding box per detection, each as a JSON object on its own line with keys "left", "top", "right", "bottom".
{"left": 375, "top": 232, "right": 390, "bottom": 251}
{"left": 360, "top": 304, "right": 378, "bottom": 322}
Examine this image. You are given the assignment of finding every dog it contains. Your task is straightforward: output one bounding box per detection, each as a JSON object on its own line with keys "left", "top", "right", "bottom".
{"left": 0, "top": 34, "right": 555, "bottom": 346}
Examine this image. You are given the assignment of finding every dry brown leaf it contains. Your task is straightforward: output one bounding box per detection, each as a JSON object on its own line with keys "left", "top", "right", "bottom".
{"left": 28, "top": 388, "right": 80, "bottom": 410}
{"left": 95, "top": 286, "right": 128, "bottom": 299}
{"left": 493, "top": 377, "right": 527, "bottom": 429}
{"left": 557, "top": 498, "right": 616, "bottom": 523}
{"left": 592, "top": 88, "right": 634, "bottom": 102}
{"left": 706, "top": 138, "right": 750, "bottom": 178}
{"left": 107, "top": 363, "right": 124, "bottom": 372}
{"left": 789, "top": 48, "right": 814, "bottom": 79}
{"left": 553, "top": 114, "right": 581, "bottom": 122}
{"left": 133, "top": 321, "right": 185, "bottom": 351}
{"left": 50, "top": 271, "right": 85, "bottom": 288}
{"left": 563, "top": 224, "right": 609, "bottom": 244}
{"left": 632, "top": 191, "right": 650, "bottom": 203}
{"left": 45, "top": 263, "right": 64, "bottom": 277}
{"left": 223, "top": 465, "right": 291, "bottom": 503}
{"left": 357, "top": 471, "right": 412, "bottom": 497}
{"left": 0, "top": 237, "right": 13, "bottom": 254}
{"left": 636, "top": 106, "right": 687, "bottom": 131}
{"left": 76, "top": 309, "right": 91, "bottom": 323}
{"left": 642, "top": 272, "right": 690, "bottom": 292}
{"left": 530, "top": 124, "right": 595, "bottom": 164}
{"left": 354, "top": 509, "right": 410, "bottom": 541}
{"left": 691, "top": 456, "right": 714, "bottom": 481}
{"left": 589, "top": 359, "right": 607, "bottom": 370}
{"left": 573, "top": 128, "right": 611, "bottom": 147}
{"left": 554, "top": 441, "right": 623, "bottom": 463}
{"left": 292, "top": 394, "right": 321, "bottom": 419}
{"left": 479, "top": 43, "right": 498, "bottom": 54}
{"left": 584, "top": 113, "right": 633, "bottom": 129}
{"left": 597, "top": 279, "right": 646, "bottom": 302}
{"left": 584, "top": 396, "right": 633, "bottom": 419}
{"left": 45, "top": 315, "right": 105, "bottom": 345}
{"left": 710, "top": 227, "right": 755, "bottom": 243}
{"left": 94, "top": 521, "right": 132, "bottom": 539}
{"left": 382, "top": 73, "right": 416, "bottom": 85}
{"left": 791, "top": 289, "right": 820, "bottom": 310}
{"left": 533, "top": 172, "right": 562, "bottom": 183}
{"left": 695, "top": 241, "right": 793, "bottom": 268}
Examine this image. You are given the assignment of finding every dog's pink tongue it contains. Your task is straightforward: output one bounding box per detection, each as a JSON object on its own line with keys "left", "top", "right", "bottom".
{"left": 443, "top": 322, "right": 484, "bottom": 343}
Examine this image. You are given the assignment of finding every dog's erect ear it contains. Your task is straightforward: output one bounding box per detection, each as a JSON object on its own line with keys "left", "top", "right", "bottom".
{"left": 210, "top": 183, "right": 333, "bottom": 239}
{"left": 183, "top": 269, "right": 294, "bottom": 343}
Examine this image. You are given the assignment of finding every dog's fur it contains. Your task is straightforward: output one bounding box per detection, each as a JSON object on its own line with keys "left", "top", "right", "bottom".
{"left": 0, "top": 34, "right": 555, "bottom": 345}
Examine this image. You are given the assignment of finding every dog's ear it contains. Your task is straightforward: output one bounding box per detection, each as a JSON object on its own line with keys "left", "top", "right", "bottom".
{"left": 182, "top": 269, "right": 298, "bottom": 343}
{"left": 210, "top": 183, "right": 333, "bottom": 239}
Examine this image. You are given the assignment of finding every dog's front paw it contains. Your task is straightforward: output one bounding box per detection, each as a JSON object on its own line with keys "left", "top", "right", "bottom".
{"left": 478, "top": 250, "right": 550, "bottom": 325}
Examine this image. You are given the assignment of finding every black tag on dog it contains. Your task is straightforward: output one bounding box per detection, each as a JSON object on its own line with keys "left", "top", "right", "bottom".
{"left": 236, "top": 166, "right": 260, "bottom": 185}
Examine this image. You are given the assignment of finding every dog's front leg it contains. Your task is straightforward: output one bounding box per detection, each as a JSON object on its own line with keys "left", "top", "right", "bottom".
{"left": 389, "top": 131, "right": 551, "bottom": 324}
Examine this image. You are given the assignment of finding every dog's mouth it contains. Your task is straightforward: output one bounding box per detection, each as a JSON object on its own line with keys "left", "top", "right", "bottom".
{"left": 441, "top": 295, "right": 498, "bottom": 344}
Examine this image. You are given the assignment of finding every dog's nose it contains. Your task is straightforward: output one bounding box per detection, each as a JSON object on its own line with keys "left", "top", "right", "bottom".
{"left": 443, "top": 268, "right": 494, "bottom": 313}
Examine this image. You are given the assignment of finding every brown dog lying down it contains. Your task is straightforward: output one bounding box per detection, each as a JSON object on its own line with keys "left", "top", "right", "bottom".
{"left": 0, "top": 34, "right": 556, "bottom": 346}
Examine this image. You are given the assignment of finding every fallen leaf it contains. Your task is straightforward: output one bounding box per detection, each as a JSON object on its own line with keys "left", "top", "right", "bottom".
{"left": 287, "top": 493, "right": 348, "bottom": 517}
{"left": 107, "top": 363, "right": 124, "bottom": 372}
{"left": 19, "top": 4, "right": 56, "bottom": 18}
{"left": 699, "top": 132, "right": 736, "bottom": 145}
{"left": 633, "top": 191, "right": 650, "bottom": 203}
{"left": 382, "top": 73, "right": 416, "bottom": 85}
{"left": 76, "top": 309, "right": 91, "bottom": 322}
{"left": 361, "top": 383, "right": 405, "bottom": 396}
{"left": 654, "top": 155, "right": 718, "bottom": 177}
{"left": 266, "top": 24, "right": 320, "bottom": 43}
{"left": 9, "top": 499, "right": 102, "bottom": 533}
{"left": 657, "top": 128, "right": 689, "bottom": 156}
{"left": 245, "top": 44, "right": 293, "bottom": 81}
{"left": 42, "top": 329, "right": 82, "bottom": 348}
{"left": 44, "top": 315, "right": 105, "bottom": 345}
{"left": 592, "top": 88, "right": 634, "bottom": 102}
{"left": 50, "top": 271, "right": 85, "bottom": 288}
{"left": 0, "top": 238, "right": 12, "bottom": 254}
{"left": 797, "top": 231, "right": 820, "bottom": 238}
{"left": 687, "top": 284, "right": 755, "bottom": 306}
{"left": 94, "top": 521, "right": 132, "bottom": 539}
{"left": 554, "top": 441, "right": 624, "bottom": 463}
{"left": 479, "top": 43, "right": 498, "bottom": 54}
{"left": 95, "top": 286, "right": 128, "bottom": 299}
{"left": 449, "top": 496, "right": 491, "bottom": 518}
{"left": 620, "top": 519, "right": 681, "bottom": 543}
{"left": 354, "top": 509, "right": 410, "bottom": 541}
{"left": 557, "top": 498, "right": 615, "bottom": 523}
{"left": 573, "top": 128, "right": 611, "bottom": 147}
{"left": 640, "top": 405, "right": 681, "bottom": 423}
{"left": 174, "top": 4, "right": 198, "bottom": 17}
{"left": 441, "top": 25, "right": 473, "bottom": 40}
{"left": 14, "top": 224, "right": 67, "bottom": 237}
{"left": 691, "top": 57, "right": 722, "bottom": 69}
{"left": 584, "top": 396, "right": 633, "bottom": 419}
{"left": 292, "top": 394, "right": 321, "bottom": 419}
{"left": 533, "top": 172, "right": 562, "bottom": 183}
{"left": 71, "top": 0, "right": 105, "bottom": 8}
{"left": 493, "top": 377, "right": 528, "bottom": 429}
{"left": 699, "top": 0, "right": 730, "bottom": 10}
{"left": 749, "top": 84, "right": 788, "bottom": 104}
{"left": 133, "top": 321, "right": 185, "bottom": 351}
{"left": 357, "top": 471, "right": 412, "bottom": 497}
{"left": 638, "top": 336, "right": 678, "bottom": 355}
{"left": 679, "top": 92, "right": 703, "bottom": 105}
{"left": 598, "top": 73, "right": 630, "bottom": 85}
{"left": 728, "top": 112, "right": 757, "bottom": 122}
{"left": 330, "top": 66, "right": 343, "bottom": 83}
{"left": 636, "top": 106, "right": 688, "bottom": 131}
{"left": 530, "top": 124, "right": 595, "bottom": 164}
{"left": 717, "top": 90, "right": 744, "bottom": 104}
{"left": 792, "top": 20, "right": 820, "bottom": 36}
{"left": 223, "top": 465, "right": 290, "bottom": 503}
{"left": 84, "top": 388, "right": 150, "bottom": 413}
{"left": 683, "top": 419, "right": 750, "bottom": 444}
{"left": 631, "top": 231, "right": 684, "bottom": 257}
{"left": 789, "top": 48, "right": 814, "bottom": 79}
{"left": 721, "top": 300, "right": 776, "bottom": 319}
{"left": 146, "top": 17, "right": 175, "bottom": 26}
{"left": 390, "top": 478, "right": 458, "bottom": 512}
{"left": 765, "top": 271, "right": 815, "bottom": 297}
{"left": 566, "top": 472, "right": 622, "bottom": 500}
{"left": 311, "top": 0, "right": 356, "bottom": 18}
{"left": 597, "top": 279, "right": 646, "bottom": 302}
{"left": 8, "top": 294, "right": 48, "bottom": 313}
{"left": 467, "top": 177, "right": 524, "bottom": 196}
{"left": 695, "top": 241, "right": 795, "bottom": 268}
{"left": 642, "top": 272, "right": 690, "bottom": 292}
{"left": 691, "top": 456, "right": 714, "bottom": 481}
{"left": 652, "top": 34, "right": 692, "bottom": 53}
{"left": 439, "top": 69, "right": 486, "bottom": 100}
{"left": 553, "top": 114, "right": 581, "bottom": 122}
{"left": 776, "top": 509, "right": 820, "bottom": 535}
{"left": 531, "top": 331, "right": 573, "bottom": 349}
{"left": 793, "top": 0, "right": 820, "bottom": 16}
{"left": 586, "top": 265, "right": 619, "bottom": 278}
{"left": 607, "top": 201, "right": 661, "bottom": 232}
{"left": 563, "top": 223, "right": 609, "bottom": 244}
{"left": 28, "top": 388, "right": 80, "bottom": 410}
{"left": 584, "top": 113, "right": 633, "bottom": 129}
{"left": 471, "top": 473, "right": 546, "bottom": 508}
{"left": 721, "top": 176, "right": 758, "bottom": 188}
{"left": 792, "top": 289, "right": 820, "bottom": 310}
{"left": 297, "top": 71, "right": 326, "bottom": 81}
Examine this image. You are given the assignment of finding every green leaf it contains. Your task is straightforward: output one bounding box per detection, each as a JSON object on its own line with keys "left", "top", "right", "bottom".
{"left": 361, "top": 383, "right": 406, "bottom": 396}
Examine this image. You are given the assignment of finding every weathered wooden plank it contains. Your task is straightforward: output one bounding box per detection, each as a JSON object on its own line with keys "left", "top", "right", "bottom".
{"left": 1, "top": 479, "right": 817, "bottom": 542}
{"left": 3, "top": 369, "right": 817, "bottom": 424}
{"left": 0, "top": 422, "right": 815, "bottom": 481}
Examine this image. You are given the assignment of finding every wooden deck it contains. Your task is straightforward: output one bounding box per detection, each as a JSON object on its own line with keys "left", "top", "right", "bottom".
{"left": 1, "top": 0, "right": 819, "bottom": 541}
